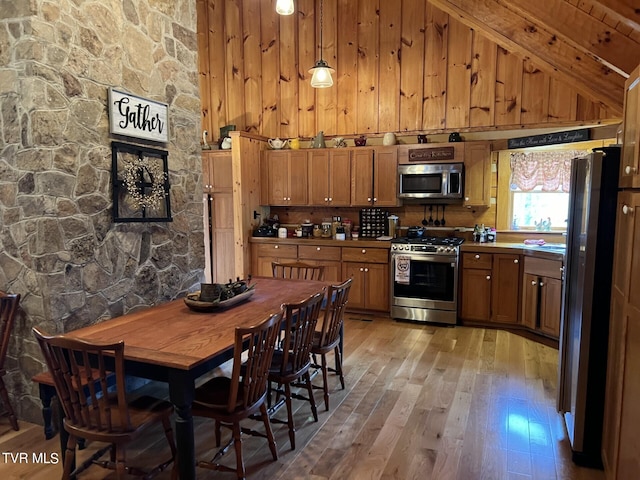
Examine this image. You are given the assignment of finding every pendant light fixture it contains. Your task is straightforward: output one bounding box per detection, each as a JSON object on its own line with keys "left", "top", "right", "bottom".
{"left": 276, "top": 0, "right": 295, "bottom": 15}
{"left": 309, "top": 0, "right": 334, "bottom": 88}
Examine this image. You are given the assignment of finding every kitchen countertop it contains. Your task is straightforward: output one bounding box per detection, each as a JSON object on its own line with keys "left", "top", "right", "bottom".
{"left": 250, "top": 236, "right": 392, "bottom": 248}
{"left": 460, "top": 241, "right": 565, "bottom": 261}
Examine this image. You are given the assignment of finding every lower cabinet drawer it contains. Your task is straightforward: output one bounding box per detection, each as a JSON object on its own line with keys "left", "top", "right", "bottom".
{"left": 255, "top": 244, "right": 298, "bottom": 259}
{"left": 341, "top": 247, "right": 388, "bottom": 263}
{"left": 298, "top": 245, "right": 341, "bottom": 261}
{"left": 462, "top": 252, "right": 493, "bottom": 269}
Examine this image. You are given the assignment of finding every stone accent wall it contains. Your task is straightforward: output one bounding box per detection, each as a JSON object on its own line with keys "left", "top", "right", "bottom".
{"left": 0, "top": 0, "right": 204, "bottom": 422}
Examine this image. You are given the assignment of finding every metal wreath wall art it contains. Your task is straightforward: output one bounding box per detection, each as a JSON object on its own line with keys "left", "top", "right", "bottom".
{"left": 111, "top": 141, "right": 172, "bottom": 222}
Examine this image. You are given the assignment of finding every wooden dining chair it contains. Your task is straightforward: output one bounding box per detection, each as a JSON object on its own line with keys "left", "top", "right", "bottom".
{"left": 311, "top": 278, "right": 352, "bottom": 410}
{"left": 271, "top": 261, "right": 325, "bottom": 281}
{"left": 0, "top": 291, "right": 20, "bottom": 431}
{"left": 192, "top": 311, "right": 283, "bottom": 480}
{"left": 32, "top": 327, "right": 177, "bottom": 480}
{"left": 268, "top": 292, "right": 324, "bottom": 450}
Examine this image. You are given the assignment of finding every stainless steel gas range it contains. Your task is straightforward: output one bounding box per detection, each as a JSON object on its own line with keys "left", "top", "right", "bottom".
{"left": 390, "top": 235, "right": 464, "bottom": 325}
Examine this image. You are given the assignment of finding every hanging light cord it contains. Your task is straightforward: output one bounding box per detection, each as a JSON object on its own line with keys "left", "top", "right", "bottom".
{"left": 319, "top": 0, "right": 324, "bottom": 61}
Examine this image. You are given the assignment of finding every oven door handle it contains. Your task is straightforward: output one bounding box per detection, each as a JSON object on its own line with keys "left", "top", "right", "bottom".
{"left": 391, "top": 254, "right": 458, "bottom": 264}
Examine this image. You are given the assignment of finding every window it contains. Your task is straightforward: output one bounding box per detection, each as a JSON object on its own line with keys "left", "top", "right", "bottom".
{"left": 498, "top": 148, "right": 594, "bottom": 232}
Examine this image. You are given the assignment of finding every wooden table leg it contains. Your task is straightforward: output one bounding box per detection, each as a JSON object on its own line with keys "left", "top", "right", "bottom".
{"left": 168, "top": 370, "right": 196, "bottom": 480}
{"left": 37, "top": 383, "right": 56, "bottom": 440}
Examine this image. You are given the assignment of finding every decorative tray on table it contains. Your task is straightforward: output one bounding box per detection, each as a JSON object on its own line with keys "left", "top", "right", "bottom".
{"left": 184, "top": 277, "right": 256, "bottom": 312}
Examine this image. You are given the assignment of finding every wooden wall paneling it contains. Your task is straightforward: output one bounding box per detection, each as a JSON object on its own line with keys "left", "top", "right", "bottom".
{"left": 336, "top": 0, "right": 358, "bottom": 135}
{"left": 260, "top": 2, "right": 280, "bottom": 138}
{"left": 279, "top": 10, "right": 299, "bottom": 139}
{"left": 356, "top": 0, "right": 380, "bottom": 134}
{"left": 548, "top": 77, "right": 577, "bottom": 122}
{"left": 242, "top": 0, "right": 263, "bottom": 134}
{"left": 197, "top": 0, "right": 212, "bottom": 145}
{"left": 399, "top": 0, "right": 426, "bottom": 132}
{"left": 521, "top": 60, "right": 551, "bottom": 124}
{"left": 423, "top": 4, "right": 448, "bottom": 130}
{"left": 298, "top": 0, "right": 317, "bottom": 138}
{"left": 206, "top": 0, "right": 227, "bottom": 141}
{"left": 378, "top": 1, "right": 401, "bottom": 133}
{"left": 316, "top": 0, "right": 338, "bottom": 135}
{"left": 445, "top": 17, "right": 472, "bottom": 129}
{"left": 469, "top": 33, "right": 497, "bottom": 128}
{"left": 576, "top": 95, "right": 605, "bottom": 121}
{"left": 495, "top": 47, "right": 522, "bottom": 126}
{"left": 224, "top": 0, "right": 246, "bottom": 131}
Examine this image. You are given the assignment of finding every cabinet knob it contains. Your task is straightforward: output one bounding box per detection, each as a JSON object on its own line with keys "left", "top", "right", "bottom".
{"left": 360, "top": 267, "right": 364, "bottom": 272}
{"left": 362, "top": 249, "right": 366, "bottom": 254}
{"left": 465, "top": 196, "right": 470, "bottom": 201}
{"left": 539, "top": 281, "right": 545, "bottom": 287}
{"left": 274, "top": 245, "right": 279, "bottom": 249}
{"left": 324, "top": 197, "right": 328, "bottom": 202}
{"left": 373, "top": 197, "right": 377, "bottom": 202}
{"left": 288, "top": 197, "right": 291, "bottom": 201}
{"left": 316, "top": 247, "right": 321, "bottom": 251}
{"left": 486, "top": 275, "right": 491, "bottom": 280}
{"left": 367, "top": 197, "right": 372, "bottom": 202}
{"left": 625, "top": 165, "right": 637, "bottom": 175}
{"left": 623, "top": 204, "right": 634, "bottom": 215}
{"left": 531, "top": 280, "right": 537, "bottom": 286}
{"left": 474, "top": 254, "right": 480, "bottom": 259}
{"left": 329, "top": 197, "right": 332, "bottom": 201}
{"left": 365, "top": 268, "right": 369, "bottom": 272}
{"left": 514, "top": 259, "right": 519, "bottom": 264}
{"left": 283, "top": 197, "right": 287, "bottom": 201}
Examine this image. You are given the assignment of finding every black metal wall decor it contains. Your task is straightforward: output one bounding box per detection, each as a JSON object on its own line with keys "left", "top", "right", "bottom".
{"left": 111, "top": 141, "right": 172, "bottom": 222}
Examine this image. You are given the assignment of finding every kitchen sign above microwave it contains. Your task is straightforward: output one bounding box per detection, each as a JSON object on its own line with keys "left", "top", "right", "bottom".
{"left": 398, "top": 162, "right": 463, "bottom": 200}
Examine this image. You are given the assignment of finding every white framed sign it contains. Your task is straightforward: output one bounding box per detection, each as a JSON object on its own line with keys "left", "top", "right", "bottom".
{"left": 108, "top": 88, "right": 169, "bottom": 143}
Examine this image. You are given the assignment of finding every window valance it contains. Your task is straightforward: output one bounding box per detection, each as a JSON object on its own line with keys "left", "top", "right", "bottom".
{"left": 510, "top": 150, "right": 588, "bottom": 192}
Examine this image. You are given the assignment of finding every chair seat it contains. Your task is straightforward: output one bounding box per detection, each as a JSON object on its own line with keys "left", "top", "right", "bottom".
{"left": 194, "top": 377, "right": 244, "bottom": 412}
{"left": 310, "top": 331, "right": 340, "bottom": 352}
{"left": 65, "top": 394, "right": 174, "bottom": 443}
{"left": 268, "top": 350, "right": 311, "bottom": 378}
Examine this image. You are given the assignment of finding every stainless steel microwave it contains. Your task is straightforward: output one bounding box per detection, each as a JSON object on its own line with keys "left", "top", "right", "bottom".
{"left": 397, "top": 162, "right": 463, "bottom": 199}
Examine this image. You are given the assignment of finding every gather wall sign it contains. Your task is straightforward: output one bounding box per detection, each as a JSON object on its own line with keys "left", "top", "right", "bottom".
{"left": 108, "top": 87, "right": 169, "bottom": 143}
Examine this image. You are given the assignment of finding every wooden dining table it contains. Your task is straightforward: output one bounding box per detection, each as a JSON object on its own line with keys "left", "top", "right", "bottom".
{"left": 64, "top": 276, "right": 329, "bottom": 480}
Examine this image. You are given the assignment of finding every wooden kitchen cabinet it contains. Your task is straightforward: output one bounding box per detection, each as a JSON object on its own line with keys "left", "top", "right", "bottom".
{"left": 202, "top": 151, "right": 234, "bottom": 283}
{"left": 460, "top": 252, "right": 492, "bottom": 322}
{"left": 603, "top": 190, "right": 640, "bottom": 480}
{"left": 460, "top": 251, "right": 521, "bottom": 325}
{"left": 308, "top": 149, "right": 351, "bottom": 206}
{"left": 463, "top": 141, "right": 492, "bottom": 208}
{"left": 619, "top": 64, "right": 640, "bottom": 188}
{"left": 351, "top": 147, "right": 399, "bottom": 207}
{"left": 298, "top": 245, "right": 342, "bottom": 282}
{"left": 521, "top": 256, "right": 563, "bottom": 339}
{"left": 261, "top": 150, "right": 308, "bottom": 205}
{"left": 252, "top": 244, "right": 298, "bottom": 277}
{"left": 342, "top": 247, "right": 389, "bottom": 311}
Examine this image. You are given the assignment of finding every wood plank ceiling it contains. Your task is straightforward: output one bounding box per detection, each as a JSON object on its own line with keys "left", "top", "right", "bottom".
{"left": 431, "top": 0, "right": 640, "bottom": 112}
{"left": 197, "top": 0, "right": 640, "bottom": 140}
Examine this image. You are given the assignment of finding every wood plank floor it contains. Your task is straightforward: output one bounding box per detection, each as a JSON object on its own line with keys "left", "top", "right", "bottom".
{"left": 0, "top": 314, "right": 605, "bottom": 479}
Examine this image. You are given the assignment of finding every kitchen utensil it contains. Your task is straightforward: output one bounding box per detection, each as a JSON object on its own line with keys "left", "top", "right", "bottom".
{"left": 428, "top": 205, "right": 434, "bottom": 226}
{"left": 407, "top": 226, "right": 424, "bottom": 238}
{"left": 422, "top": 205, "right": 428, "bottom": 226}
{"left": 441, "top": 205, "right": 446, "bottom": 226}
{"left": 434, "top": 205, "right": 440, "bottom": 226}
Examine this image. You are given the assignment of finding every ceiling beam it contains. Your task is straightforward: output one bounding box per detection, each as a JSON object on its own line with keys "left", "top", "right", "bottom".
{"left": 428, "top": 0, "right": 624, "bottom": 115}
{"left": 504, "top": 0, "right": 640, "bottom": 77}
{"left": 590, "top": 0, "right": 640, "bottom": 31}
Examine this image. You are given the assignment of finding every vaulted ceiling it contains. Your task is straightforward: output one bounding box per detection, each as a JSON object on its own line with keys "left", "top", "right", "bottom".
{"left": 429, "top": 0, "right": 640, "bottom": 114}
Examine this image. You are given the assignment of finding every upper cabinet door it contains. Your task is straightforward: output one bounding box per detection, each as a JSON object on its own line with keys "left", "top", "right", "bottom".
{"left": 621, "top": 64, "right": 640, "bottom": 188}
{"left": 351, "top": 148, "right": 375, "bottom": 206}
{"left": 463, "top": 141, "right": 492, "bottom": 208}
{"left": 308, "top": 150, "right": 331, "bottom": 205}
{"left": 372, "top": 147, "right": 399, "bottom": 207}
{"left": 263, "top": 150, "right": 290, "bottom": 205}
{"left": 329, "top": 150, "right": 352, "bottom": 206}
{"left": 288, "top": 151, "right": 309, "bottom": 205}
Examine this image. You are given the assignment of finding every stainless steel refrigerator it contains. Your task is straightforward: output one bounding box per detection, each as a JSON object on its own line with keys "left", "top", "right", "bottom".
{"left": 558, "top": 145, "right": 621, "bottom": 467}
